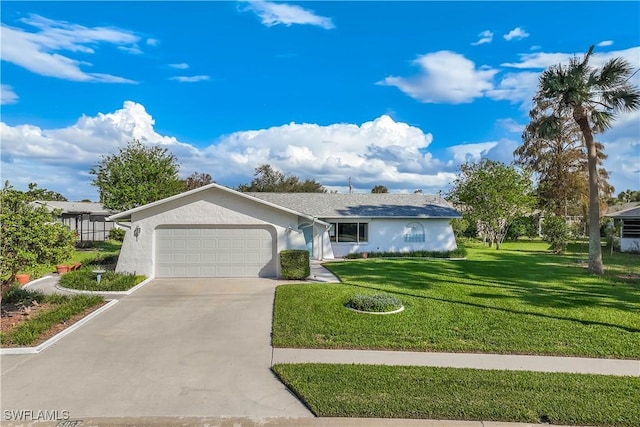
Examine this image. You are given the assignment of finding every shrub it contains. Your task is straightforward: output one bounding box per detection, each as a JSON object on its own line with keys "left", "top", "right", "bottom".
{"left": 542, "top": 215, "right": 571, "bottom": 253}
{"left": 344, "top": 248, "right": 466, "bottom": 259}
{"left": 59, "top": 268, "right": 144, "bottom": 292}
{"left": 280, "top": 250, "right": 310, "bottom": 280}
{"left": 347, "top": 294, "right": 402, "bottom": 312}
{"left": 2, "top": 286, "right": 46, "bottom": 306}
{"left": 109, "top": 227, "right": 126, "bottom": 242}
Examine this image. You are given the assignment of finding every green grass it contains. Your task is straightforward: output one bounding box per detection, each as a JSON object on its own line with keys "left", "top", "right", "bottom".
{"left": 0, "top": 293, "right": 104, "bottom": 346}
{"left": 58, "top": 268, "right": 145, "bottom": 292}
{"left": 272, "top": 240, "right": 640, "bottom": 358}
{"left": 273, "top": 363, "right": 640, "bottom": 426}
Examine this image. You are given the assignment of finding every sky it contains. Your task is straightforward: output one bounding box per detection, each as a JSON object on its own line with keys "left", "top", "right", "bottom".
{"left": 1, "top": 1, "right": 639, "bottom": 202}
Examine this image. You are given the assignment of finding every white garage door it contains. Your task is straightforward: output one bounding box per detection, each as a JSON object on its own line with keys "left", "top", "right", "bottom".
{"left": 155, "top": 227, "right": 275, "bottom": 277}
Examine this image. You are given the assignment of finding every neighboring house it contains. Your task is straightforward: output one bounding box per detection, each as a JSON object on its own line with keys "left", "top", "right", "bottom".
{"left": 33, "top": 201, "right": 116, "bottom": 242}
{"left": 606, "top": 204, "right": 640, "bottom": 252}
{"left": 108, "top": 183, "right": 461, "bottom": 278}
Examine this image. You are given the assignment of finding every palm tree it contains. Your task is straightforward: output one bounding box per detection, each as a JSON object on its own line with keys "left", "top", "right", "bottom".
{"left": 531, "top": 45, "right": 639, "bottom": 274}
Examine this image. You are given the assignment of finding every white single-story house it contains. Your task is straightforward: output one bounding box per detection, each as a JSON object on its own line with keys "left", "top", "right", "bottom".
{"left": 606, "top": 204, "right": 640, "bottom": 252}
{"left": 32, "top": 200, "right": 116, "bottom": 242}
{"left": 108, "top": 183, "right": 461, "bottom": 278}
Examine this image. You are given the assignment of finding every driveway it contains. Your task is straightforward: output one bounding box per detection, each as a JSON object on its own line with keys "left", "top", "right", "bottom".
{"left": 1, "top": 279, "right": 312, "bottom": 419}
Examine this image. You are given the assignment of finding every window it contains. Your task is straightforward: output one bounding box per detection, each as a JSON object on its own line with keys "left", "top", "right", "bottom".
{"left": 404, "top": 222, "right": 425, "bottom": 242}
{"left": 622, "top": 220, "right": 640, "bottom": 238}
{"left": 329, "top": 222, "right": 368, "bottom": 243}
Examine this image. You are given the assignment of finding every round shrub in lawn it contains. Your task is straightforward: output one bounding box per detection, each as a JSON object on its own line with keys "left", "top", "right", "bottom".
{"left": 346, "top": 293, "right": 403, "bottom": 313}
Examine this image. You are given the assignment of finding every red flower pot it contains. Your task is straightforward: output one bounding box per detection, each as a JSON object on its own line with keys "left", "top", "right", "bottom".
{"left": 56, "top": 264, "right": 70, "bottom": 275}
{"left": 15, "top": 274, "right": 31, "bottom": 285}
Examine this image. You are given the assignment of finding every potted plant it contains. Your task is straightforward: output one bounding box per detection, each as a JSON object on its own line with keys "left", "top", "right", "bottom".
{"left": 56, "top": 264, "right": 70, "bottom": 274}
{"left": 15, "top": 273, "right": 31, "bottom": 285}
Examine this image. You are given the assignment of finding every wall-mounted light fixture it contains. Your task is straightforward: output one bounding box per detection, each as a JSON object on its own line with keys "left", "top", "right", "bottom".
{"left": 134, "top": 225, "right": 141, "bottom": 241}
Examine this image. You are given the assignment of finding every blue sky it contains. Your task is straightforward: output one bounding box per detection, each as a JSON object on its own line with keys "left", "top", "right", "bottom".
{"left": 1, "top": 1, "right": 639, "bottom": 201}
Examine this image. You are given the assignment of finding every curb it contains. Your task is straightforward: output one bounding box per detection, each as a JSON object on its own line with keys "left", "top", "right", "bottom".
{"left": 1, "top": 299, "right": 119, "bottom": 355}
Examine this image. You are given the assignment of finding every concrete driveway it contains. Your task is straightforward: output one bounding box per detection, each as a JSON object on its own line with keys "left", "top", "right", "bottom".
{"left": 1, "top": 278, "right": 312, "bottom": 419}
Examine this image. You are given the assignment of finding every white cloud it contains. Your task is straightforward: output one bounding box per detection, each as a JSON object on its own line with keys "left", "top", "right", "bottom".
{"left": 502, "top": 46, "right": 640, "bottom": 70}
{"left": 597, "top": 40, "right": 613, "bottom": 47}
{"left": 0, "top": 14, "right": 140, "bottom": 83}
{"left": 0, "top": 102, "right": 464, "bottom": 199}
{"left": 169, "top": 63, "right": 189, "bottom": 69}
{"left": 496, "top": 118, "right": 525, "bottom": 134}
{"left": 378, "top": 51, "right": 498, "bottom": 104}
{"left": 504, "top": 27, "right": 530, "bottom": 41}
{"left": 240, "top": 0, "right": 335, "bottom": 29}
{"left": 486, "top": 71, "right": 540, "bottom": 107}
{"left": 1, "top": 84, "right": 18, "bottom": 105}
{"left": 169, "top": 75, "right": 210, "bottom": 83}
{"left": 146, "top": 38, "right": 159, "bottom": 46}
{"left": 471, "top": 30, "right": 493, "bottom": 46}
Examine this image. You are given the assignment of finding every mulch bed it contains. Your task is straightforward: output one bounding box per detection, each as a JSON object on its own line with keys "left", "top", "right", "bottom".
{"left": 1, "top": 300, "right": 107, "bottom": 348}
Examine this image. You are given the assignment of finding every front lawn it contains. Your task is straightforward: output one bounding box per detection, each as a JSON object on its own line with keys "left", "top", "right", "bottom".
{"left": 272, "top": 241, "right": 640, "bottom": 358}
{"left": 273, "top": 363, "right": 640, "bottom": 426}
{"left": 59, "top": 269, "right": 145, "bottom": 292}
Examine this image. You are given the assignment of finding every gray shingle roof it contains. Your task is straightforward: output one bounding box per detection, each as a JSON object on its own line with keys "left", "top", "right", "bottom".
{"left": 33, "top": 201, "right": 114, "bottom": 216}
{"left": 606, "top": 204, "right": 640, "bottom": 218}
{"left": 248, "top": 193, "right": 460, "bottom": 218}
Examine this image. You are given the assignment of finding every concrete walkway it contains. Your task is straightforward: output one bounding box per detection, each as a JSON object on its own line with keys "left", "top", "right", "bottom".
{"left": 273, "top": 348, "right": 640, "bottom": 376}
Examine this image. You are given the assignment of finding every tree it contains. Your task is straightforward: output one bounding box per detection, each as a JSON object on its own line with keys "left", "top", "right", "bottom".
{"left": 1, "top": 182, "right": 76, "bottom": 289}
{"left": 529, "top": 45, "right": 639, "bottom": 274}
{"left": 542, "top": 215, "right": 572, "bottom": 253}
{"left": 516, "top": 107, "right": 613, "bottom": 218}
{"left": 448, "top": 159, "right": 535, "bottom": 249}
{"left": 183, "top": 172, "right": 213, "bottom": 191}
{"left": 25, "top": 183, "right": 67, "bottom": 201}
{"left": 237, "top": 164, "right": 326, "bottom": 193}
{"left": 90, "top": 139, "right": 183, "bottom": 211}
{"left": 371, "top": 185, "right": 389, "bottom": 193}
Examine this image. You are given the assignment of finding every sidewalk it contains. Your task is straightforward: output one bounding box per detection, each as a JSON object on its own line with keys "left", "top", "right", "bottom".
{"left": 273, "top": 348, "right": 640, "bottom": 376}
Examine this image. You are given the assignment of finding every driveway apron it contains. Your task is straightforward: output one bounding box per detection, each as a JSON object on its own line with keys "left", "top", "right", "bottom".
{"left": 1, "top": 278, "right": 312, "bottom": 419}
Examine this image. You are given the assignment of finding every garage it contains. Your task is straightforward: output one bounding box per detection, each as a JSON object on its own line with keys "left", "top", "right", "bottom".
{"left": 155, "top": 226, "right": 275, "bottom": 278}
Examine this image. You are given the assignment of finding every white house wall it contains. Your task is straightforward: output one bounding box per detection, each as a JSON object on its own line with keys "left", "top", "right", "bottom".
{"left": 115, "top": 189, "right": 307, "bottom": 278}
{"left": 620, "top": 237, "right": 640, "bottom": 252}
{"left": 329, "top": 218, "right": 457, "bottom": 258}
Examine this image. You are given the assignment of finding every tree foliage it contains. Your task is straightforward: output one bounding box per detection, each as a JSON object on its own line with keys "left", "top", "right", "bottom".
{"left": 527, "top": 45, "right": 639, "bottom": 274}
{"left": 183, "top": 171, "right": 213, "bottom": 191}
{"left": 542, "top": 215, "right": 572, "bottom": 254}
{"left": 516, "top": 106, "right": 613, "bottom": 218}
{"left": 371, "top": 185, "right": 389, "bottom": 193}
{"left": 237, "top": 164, "right": 326, "bottom": 193}
{"left": 90, "top": 139, "right": 183, "bottom": 211}
{"left": 1, "top": 182, "right": 76, "bottom": 288}
{"left": 24, "top": 183, "right": 67, "bottom": 201}
{"left": 448, "top": 159, "right": 535, "bottom": 249}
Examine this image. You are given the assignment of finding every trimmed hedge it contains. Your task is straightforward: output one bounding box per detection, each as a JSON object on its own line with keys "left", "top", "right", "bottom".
{"left": 280, "top": 250, "right": 310, "bottom": 280}
{"left": 347, "top": 294, "right": 402, "bottom": 312}
{"left": 344, "top": 247, "right": 467, "bottom": 259}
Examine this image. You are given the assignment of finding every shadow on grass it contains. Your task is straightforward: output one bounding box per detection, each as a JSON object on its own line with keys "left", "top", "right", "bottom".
{"left": 325, "top": 249, "right": 640, "bottom": 333}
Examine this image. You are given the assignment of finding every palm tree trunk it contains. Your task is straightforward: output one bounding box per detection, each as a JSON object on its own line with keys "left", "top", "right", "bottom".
{"left": 573, "top": 107, "right": 604, "bottom": 274}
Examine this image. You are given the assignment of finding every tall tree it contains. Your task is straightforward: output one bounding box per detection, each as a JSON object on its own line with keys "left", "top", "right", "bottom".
{"left": 448, "top": 159, "right": 535, "bottom": 249}
{"left": 25, "top": 183, "right": 68, "bottom": 201}
{"left": 1, "top": 182, "right": 76, "bottom": 289}
{"left": 90, "top": 139, "right": 183, "bottom": 211}
{"left": 371, "top": 185, "right": 389, "bottom": 193}
{"left": 516, "top": 102, "right": 613, "bottom": 217}
{"left": 183, "top": 172, "right": 213, "bottom": 191}
{"left": 238, "top": 164, "right": 326, "bottom": 193}
{"left": 528, "top": 45, "right": 639, "bottom": 274}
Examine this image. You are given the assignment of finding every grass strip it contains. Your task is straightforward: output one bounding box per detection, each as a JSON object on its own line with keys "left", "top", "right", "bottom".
{"left": 59, "top": 269, "right": 145, "bottom": 292}
{"left": 273, "top": 363, "right": 640, "bottom": 426}
{"left": 1, "top": 294, "right": 104, "bottom": 346}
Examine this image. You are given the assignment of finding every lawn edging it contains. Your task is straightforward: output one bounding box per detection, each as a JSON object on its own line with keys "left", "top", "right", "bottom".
{"left": 1, "top": 299, "right": 119, "bottom": 355}
{"left": 55, "top": 276, "right": 154, "bottom": 296}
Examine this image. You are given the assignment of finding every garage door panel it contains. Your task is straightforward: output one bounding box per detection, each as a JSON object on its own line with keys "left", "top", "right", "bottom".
{"left": 156, "top": 227, "right": 274, "bottom": 278}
